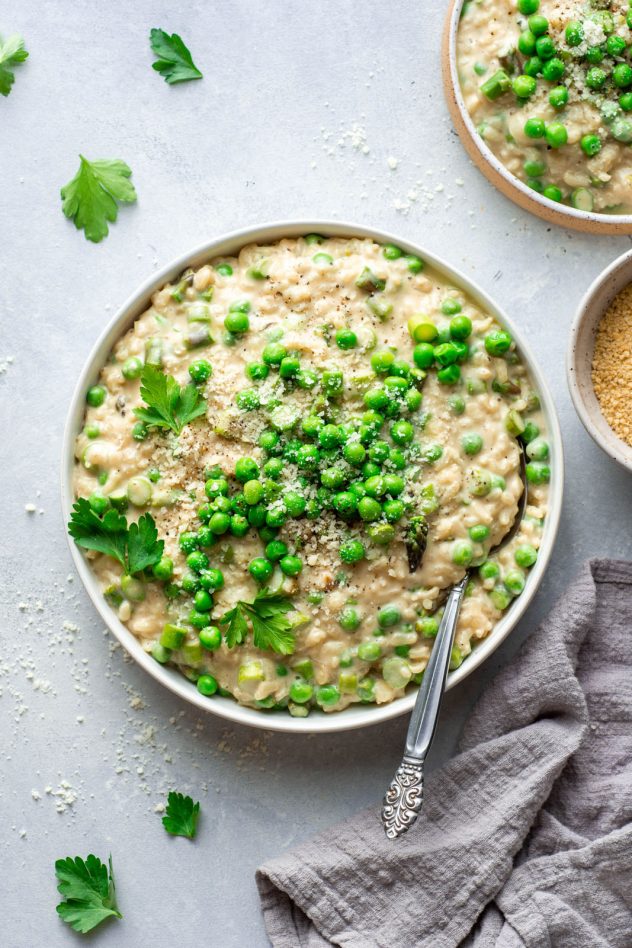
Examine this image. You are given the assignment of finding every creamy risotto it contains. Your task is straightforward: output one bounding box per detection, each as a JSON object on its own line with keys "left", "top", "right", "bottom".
{"left": 458, "top": 0, "right": 632, "bottom": 213}
{"left": 70, "top": 235, "right": 551, "bottom": 716}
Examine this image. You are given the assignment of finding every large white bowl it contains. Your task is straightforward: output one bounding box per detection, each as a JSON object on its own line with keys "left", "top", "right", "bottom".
{"left": 62, "top": 221, "right": 564, "bottom": 733}
{"left": 442, "top": 0, "right": 632, "bottom": 235}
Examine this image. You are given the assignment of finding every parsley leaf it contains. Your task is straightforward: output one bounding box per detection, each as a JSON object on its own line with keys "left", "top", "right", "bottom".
{"left": 60, "top": 155, "right": 137, "bottom": 243}
{"left": 134, "top": 364, "right": 207, "bottom": 436}
{"left": 0, "top": 34, "right": 28, "bottom": 97}
{"left": 220, "top": 590, "right": 295, "bottom": 655}
{"left": 55, "top": 854, "right": 122, "bottom": 934}
{"left": 150, "top": 28, "right": 202, "bottom": 84}
{"left": 162, "top": 791, "right": 200, "bottom": 838}
{"left": 68, "top": 499, "right": 164, "bottom": 575}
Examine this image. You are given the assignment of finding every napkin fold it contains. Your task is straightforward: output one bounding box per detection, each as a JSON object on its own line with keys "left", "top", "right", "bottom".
{"left": 256, "top": 560, "right": 632, "bottom": 947}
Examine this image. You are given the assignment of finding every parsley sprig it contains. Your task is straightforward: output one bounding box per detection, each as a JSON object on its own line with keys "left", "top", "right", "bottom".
{"left": 150, "top": 28, "right": 202, "bottom": 84}
{"left": 68, "top": 500, "right": 164, "bottom": 575}
{"left": 162, "top": 791, "right": 200, "bottom": 838}
{"left": 220, "top": 590, "right": 295, "bottom": 655}
{"left": 61, "top": 155, "right": 137, "bottom": 243}
{"left": 0, "top": 34, "right": 28, "bottom": 97}
{"left": 55, "top": 854, "right": 122, "bottom": 934}
{"left": 134, "top": 364, "right": 207, "bottom": 436}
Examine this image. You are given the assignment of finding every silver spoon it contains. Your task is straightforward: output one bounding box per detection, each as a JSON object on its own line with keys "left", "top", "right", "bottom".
{"left": 381, "top": 448, "right": 528, "bottom": 840}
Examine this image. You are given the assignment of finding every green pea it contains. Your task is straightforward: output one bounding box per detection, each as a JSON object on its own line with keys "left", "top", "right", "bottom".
{"left": 545, "top": 122, "right": 567, "bottom": 148}
{"left": 512, "top": 74, "right": 536, "bottom": 99}
{"left": 405, "top": 254, "right": 424, "bottom": 273}
{"left": 525, "top": 461, "right": 550, "bottom": 484}
{"left": 338, "top": 605, "right": 362, "bottom": 630}
{"left": 322, "top": 369, "right": 344, "bottom": 397}
{"left": 411, "top": 343, "right": 434, "bottom": 370}
{"left": 215, "top": 263, "right": 233, "bottom": 276}
{"left": 197, "top": 674, "right": 218, "bottom": 696}
{"left": 289, "top": 679, "right": 313, "bottom": 703}
{"left": 504, "top": 568, "right": 526, "bottom": 596}
{"left": 448, "top": 395, "right": 466, "bottom": 415}
{"left": 527, "top": 14, "right": 548, "bottom": 36}
{"left": 515, "top": 544, "right": 538, "bottom": 568}
{"left": 479, "top": 560, "right": 500, "bottom": 581}
{"left": 542, "top": 58, "right": 564, "bottom": 81}
{"left": 390, "top": 420, "right": 414, "bottom": 445}
{"left": 319, "top": 423, "right": 344, "bottom": 448}
{"left": 199, "top": 626, "right": 222, "bottom": 650}
{"left": 235, "top": 457, "right": 259, "bottom": 482}
{"left": 565, "top": 21, "right": 583, "bottom": 47}
{"left": 122, "top": 356, "right": 143, "bottom": 380}
{"left": 313, "top": 252, "right": 333, "bottom": 266}
{"left": 408, "top": 316, "right": 438, "bottom": 343}
{"left": 189, "top": 608, "right": 211, "bottom": 629}
{"left": 608, "top": 34, "right": 627, "bottom": 57}
{"left": 620, "top": 92, "right": 632, "bottom": 112}
{"left": 153, "top": 556, "right": 174, "bottom": 581}
{"left": 543, "top": 185, "right": 563, "bottom": 202}
{"left": 265, "top": 506, "right": 287, "bottom": 528}
{"left": 382, "top": 243, "right": 403, "bottom": 259}
{"left": 284, "top": 491, "right": 306, "bottom": 518}
{"left": 517, "top": 0, "right": 539, "bottom": 13}
{"left": 224, "top": 310, "right": 249, "bottom": 333}
{"left": 417, "top": 615, "right": 439, "bottom": 638}
{"left": 358, "top": 641, "right": 381, "bottom": 662}
{"left": 586, "top": 67, "right": 606, "bottom": 91}
{"left": 518, "top": 30, "right": 537, "bottom": 56}
{"left": 468, "top": 524, "right": 490, "bottom": 542}
{"left": 388, "top": 447, "right": 406, "bottom": 469}
{"left": 548, "top": 86, "right": 568, "bottom": 110}
{"left": 339, "top": 539, "right": 365, "bottom": 563}
{"left": 229, "top": 514, "right": 249, "bottom": 537}
{"left": 343, "top": 442, "right": 366, "bottom": 466}
{"left": 336, "top": 328, "right": 358, "bottom": 349}
{"left": 86, "top": 385, "right": 106, "bottom": 407}
{"left": 449, "top": 315, "right": 472, "bottom": 341}
{"left": 437, "top": 364, "right": 461, "bottom": 384}
{"left": 421, "top": 443, "right": 443, "bottom": 463}
{"left": 209, "top": 512, "right": 230, "bottom": 535}
{"left": 434, "top": 342, "right": 459, "bottom": 366}
{"left": 524, "top": 57, "right": 543, "bottom": 78}
{"left": 524, "top": 117, "right": 545, "bottom": 138}
{"left": 371, "top": 350, "right": 395, "bottom": 374}
{"left": 462, "top": 433, "right": 483, "bottom": 456}
{"left": 194, "top": 589, "right": 213, "bottom": 613}
{"left": 199, "top": 568, "right": 224, "bottom": 591}
{"left": 280, "top": 554, "right": 302, "bottom": 576}
{"left": 585, "top": 45, "right": 605, "bottom": 65}
{"left": 279, "top": 356, "right": 300, "bottom": 379}
{"left": 316, "top": 684, "right": 340, "bottom": 707}
{"left": 452, "top": 540, "right": 473, "bottom": 567}
{"left": 242, "top": 479, "right": 263, "bottom": 506}
{"left": 235, "top": 388, "right": 260, "bottom": 411}
{"left": 262, "top": 342, "right": 287, "bottom": 365}
{"left": 296, "top": 368, "right": 319, "bottom": 389}
{"left": 383, "top": 499, "right": 405, "bottom": 523}
{"left": 485, "top": 330, "right": 512, "bottom": 356}
{"left": 378, "top": 604, "right": 401, "bottom": 628}
{"left": 245, "top": 361, "right": 269, "bottom": 381}
{"left": 526, "top": 438, "right": 549, "bottom": 461}
{"left": 356, "top": 496, "right": 380, "bottom": 522}
{"left": 249, "top": 557, "right": 273, "bottom": 584}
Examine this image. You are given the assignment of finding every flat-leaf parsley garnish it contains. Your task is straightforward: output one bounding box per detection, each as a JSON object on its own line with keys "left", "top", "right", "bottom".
{"left": 134, "top": 364, "right": 207, "bottom": 436}
{"left": 68, "top": 500, "right": 164, "bottom": 575}
{"left": 55, "top": 854, "right": 122, "bottom": 934}
{"left": 162, "top": 791, "right": 200, "bottom": 838}
{"left": 150, "top": 28, "right": 202, "bottom": 84}
{"left": 60, "top": 156, "right": 137, "bottom": 243}
{"left": 220, "top": 590, "right": 295, "bottom": 655}
{"left": 0, "top": 34, "right": 28, "bottom": 97}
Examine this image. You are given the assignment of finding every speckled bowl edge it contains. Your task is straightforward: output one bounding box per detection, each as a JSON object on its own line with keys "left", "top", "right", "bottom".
{"left": 61, "top": 220, "right": 564, "bottom": 734}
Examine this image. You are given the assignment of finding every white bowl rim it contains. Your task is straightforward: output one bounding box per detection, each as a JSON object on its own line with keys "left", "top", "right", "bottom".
{"left": 446, "top": 0, "right": 632, "bottom": 228}
{"left": 567, "top": 246, "right": 632, "bottom": 472}
{"left": 61, "top": 219, "right": 564, "bottom": 734}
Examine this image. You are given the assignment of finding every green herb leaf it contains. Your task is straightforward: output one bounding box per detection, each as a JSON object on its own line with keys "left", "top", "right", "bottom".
{"left": 127, "top": 514, "right": 164, "bottom": 574}
{"left": 134, "top": 364, "right": 207, "bottom": 436}
{"left": 68, "top": 499, "right": 164, "bottom": 575}
{"left": 150, "top": 28, "right": 202, "bottom": 84}
{"left": 60, "top": 155, "right": 137, "bottom": 243}
{"left": 220, "top": 590, "right": 295, "bottom": 655}
{"left": 0, "top": 34, "right": 28, "bottom": 97}
{"left": 162, "top": 791, "right": 200, "bottom": 838}
{"left": 221, "top": 604, "right": 249, "bottom": 648}
{"left": 55, "top": 854, "right": 122, "bottom": 934}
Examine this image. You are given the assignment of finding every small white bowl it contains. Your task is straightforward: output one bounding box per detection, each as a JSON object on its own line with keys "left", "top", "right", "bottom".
{"left": 62, "top": 220, "right": 564, "bottom": 733}
{"left": 442, "top": 0, "right": 632, "bottom": 235}
{"left": 567, "top": 248, "right": 632, "bottom": 473}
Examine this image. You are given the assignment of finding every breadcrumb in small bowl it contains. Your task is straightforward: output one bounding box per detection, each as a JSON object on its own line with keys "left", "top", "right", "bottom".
{"left": 567, "top": 248, "right": 632, "bottom": 473}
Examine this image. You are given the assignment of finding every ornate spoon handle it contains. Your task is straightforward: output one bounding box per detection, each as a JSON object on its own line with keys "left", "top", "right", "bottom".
{"left": 381, "top": 575, "right": 468, "bottom": 839}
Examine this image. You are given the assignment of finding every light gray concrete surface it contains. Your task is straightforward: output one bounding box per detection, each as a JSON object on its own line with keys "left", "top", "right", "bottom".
{"left": 2, "top": 2, "right": 632, "bottom": 945}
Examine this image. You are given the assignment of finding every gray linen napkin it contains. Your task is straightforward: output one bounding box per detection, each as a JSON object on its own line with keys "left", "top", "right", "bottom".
{"left": 256, "top": 559, "right": 632, "bottom": 947}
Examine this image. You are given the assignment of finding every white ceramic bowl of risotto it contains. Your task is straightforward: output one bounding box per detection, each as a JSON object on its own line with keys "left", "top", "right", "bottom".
{"left": 443, "top": 0, "right": 632, "bottom": 235}
{"left": 62, "top": 220, "right": 564, "bottom": 733}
